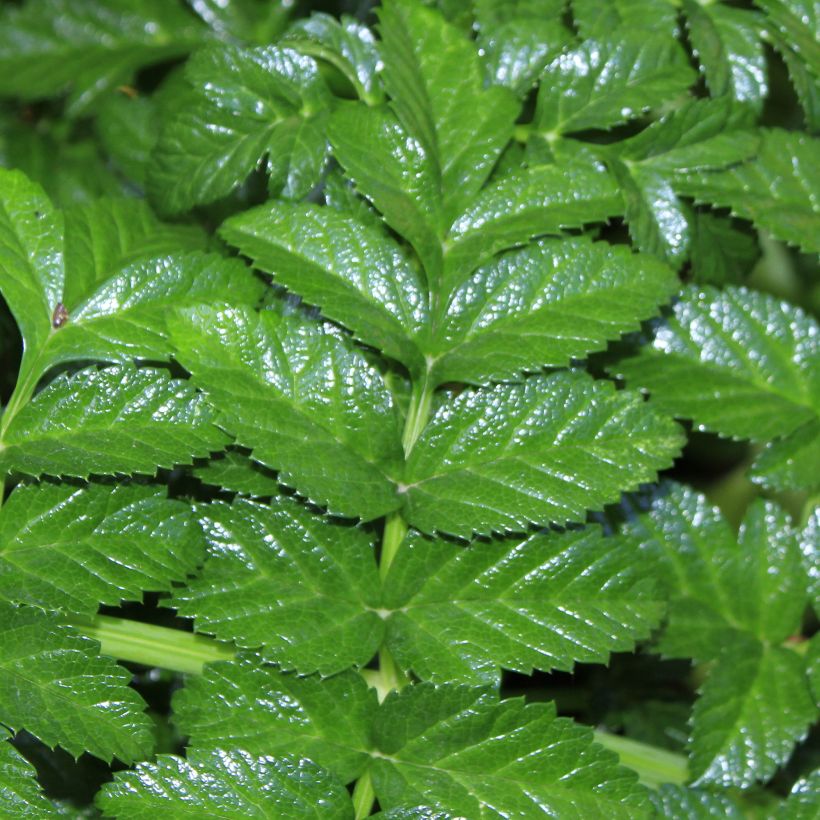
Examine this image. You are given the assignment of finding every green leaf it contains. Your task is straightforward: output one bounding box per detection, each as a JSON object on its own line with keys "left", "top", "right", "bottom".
{"left": 174, "top": 660, "right": 374, "bottom": 784}
{"left": 170, "top": 305, "right": 403, "bottom": 520}
{"left": 0, "top": 169, "right": 63, "bottom": 354}
{"left": 690, "top": 639, "right": 816, "bottom": 787}
{"left": 188, "top": 0, "right": 292, "bottom": 44}
{"left": 0, "top": 602, "right": 152, "bottom": 763}
{"left": 0, "top": 365, "right": 228, "bottom": 479}
{"left": 572, "top": 0, "right": 679, "bottom": 39}
{"left": 174, "top": 496, "right": 383, "bottom": 676}
{"left": 615, "top": 286, "right": 820, "bottom": 442}
{"left": 383, "top": 525, "right": 663, "bottom": 684}
{"left": 648, "top": 783, "right": 744, "bottom": 818}
{"left": 149, "top": 45, "right": 330, "bottom": 214}
{"left": 801, "top": 509, "right": 819, "bottom": 614}
{"left": 378, "top": 0, "right": 520, "bottom": 223}
{"left": 0, "top": 481, "right": 203, "bottom": 616}
{"left": 402, "top": 371, "right": 683, "bottom": 537}
{"left": 444, "top": 162, "right": 622, "bottom": 289}
{"left": 0, "top": 731, "right": 58, "bottom": 817}
{"left": 749, "top": 420, "right": 820, "bottom": 492}
{"left": 688, "top": 211, "right": 759, "bottom": 287}
{"left": 768, "top": 28, "right": 820, "bottom": 132}
{"left": 534, "top": 34, "right": 696, "bottom": 136}
{"left": 0, "top": 0, "right": 206, "bottom": 115}
{"left": 370, "top": 685, "right": 651, "bottom": 818}
{"left": 783, "top": 769, "right": 820, "bottom": 819}
{"left": 672, "top": 129, "right": 820, "bottom": 254}
{"left": 372, "top": 810, "right": 454, "bottom": 820}
{"left": 98, "top": 750, "right": 353, "bottom": 819}
{"left": 754, "top": 0, "right": 820, "bottom": 77}
{"left": 193, "top": 450, "right": 281, "bottom": 498}
{"left": 283, "top": 13, "right": 383, "bottom": 105}
{"left": 328, "top": 103, "right": 443, "bottom": 285}
{"left": 684, "top": 1, "right": 767, "bottom": 109}
{"left": 430, "top": 236, "right": 677, "bottom": 384}
{"left": 220, "top": 201, "right": 428, "bottom": 373}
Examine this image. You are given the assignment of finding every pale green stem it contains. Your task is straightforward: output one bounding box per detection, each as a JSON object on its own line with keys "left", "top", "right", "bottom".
{"left": 593, "top": 731, "right": 688, "bottom": 788}
{"left": 351, "top": 770, "right": 376, "bottom": 820}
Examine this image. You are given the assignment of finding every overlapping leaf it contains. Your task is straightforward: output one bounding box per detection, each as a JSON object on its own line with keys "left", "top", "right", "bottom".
{"left": 194, "top": 450, "right": 281, "bottom": 498}
{"left": 754, "top": 0, "right": 820, "bottom": 77}
{"left": 174, "top": 497, "right": 383, "bottom": 676}
{"left": 0, "top": 602, "right": 152, "bottom": 763}
{"left": 0, "top": 365, "right": 228, "bottom": 478}
{"left": 98, "top": 750, "right": 353, "bottom": 819}
{"left": 648, "top": 784, "right": 744, "bottom": 818}
{"left": 0, "top": 482, "right": 203, "bottom": 615}
{"left": 383, "top": 525, "right": 663, "bottom": 683}
{"left": 402, "top": 371, "right": 683, "bottom": 537}
{"left": 0, "top": 731, "right": 57, "bottom": 817}
{"left": 170, "top": 305, "right": 403, "bottom": 520}
{"left": 616, "top": 285, "right": 820, "bottom": 445}
{"left": 783, "top": 769, "right": 820, "bottom": 819}
{"left": 572, "top": 0, "right": 679, "bottom": 39}
{"left": 149, "top": 45, "right": 331, "bottom": 214}
{"left": 749, "top": 420, "right": 820, "bottom": 492}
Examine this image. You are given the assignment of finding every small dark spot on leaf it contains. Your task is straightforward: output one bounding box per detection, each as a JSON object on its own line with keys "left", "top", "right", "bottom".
{"left": 52, "top": 303, "right": 69, "bottom": 328}
{"left": 34, "top": 210, "right": 43, "bottom": 218}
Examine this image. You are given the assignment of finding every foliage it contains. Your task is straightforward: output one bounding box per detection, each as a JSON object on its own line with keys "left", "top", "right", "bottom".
{"left": 0, "top": 0, "right": 817, "bottom": 816}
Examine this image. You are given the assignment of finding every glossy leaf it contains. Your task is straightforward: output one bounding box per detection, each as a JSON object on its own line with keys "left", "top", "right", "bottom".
{"left": 0, "top": 731, "right": 57, "bottom": 817}
{"left": 0, "top": 365, "right": 228, "bottom": 479}
{"left": 749, "top": 420, "right": 820, "bottom": 492}
{"left": 174, "top": 660, "right": 374, "bottom": 784}
{"left": 371, "top": 685, "right": 651, "bottom": 818}
{"left": 0, "top": 602, "right": 152, "bottom": 763}
{"left": 648, "top": 784, "right": 744, "bottom": 818}
{"left": 170, "top": 305, "right": 403, "bottom": 520}
{"left": 534, "top": 34, "right": 695, "bottom": 136}
{"left": 383, "top": 526, "right": 663, "bottom": 684}
{"left": 220, "top": 201, "right": 428, "bottom": 372}
{"left": 431, "top": 236, "right": 677, "bottom": 384}
{"left": 174, "top": 497, "right": 383, "bottom": 676}
{"left": 149, "top": 45, "right": 330, "bottom": 214}
{"left": 616, "top": 286, "right": 820, "bottom": 442}
{"left": 0, "top": 0, "right": 206, "bottom": 114}
{"left": 672, "top": 129, "right": 820, "bottom": 254}
{"left": 0, "top": 482, "right": 203, "bottom": 616}
{"left": 402, "top": 371, "right": 683, "bottom": 537}
{"left": 98, "top": 750, "right": 353, "bottom": 819}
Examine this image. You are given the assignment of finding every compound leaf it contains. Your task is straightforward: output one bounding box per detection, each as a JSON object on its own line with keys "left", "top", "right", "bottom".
{"left": 170, "top": 305, "right": 403, "bottom": 520}
{"left": 402, "top": 371, "right": 683, "bottom": 537}
{"left": 0, "top": 365, "right": 228, "bottom": 479}
{"left": 370, "top": 685, "right": 651, "bottom": 818}
{"left": 0, "top": 482, "right": 203, "bottom": 616}
{"left": 174, "top": 659, "right": 374, "bottom": 784}
{"left": 431, "top": 236, "right": 677, "bottom": 385}
{"left": 383, "top": 526, "right": 663, "bottom": 684}
{"left": 97, "top": 750, "right": 353, "bottom": 820}
{"left": 616, "top": 286, "right": 820, "bottom": 442}
{"left": 173, "top": 497, "right": 383, "bottom": 676}
{"left": 0, "top": 602, "right": 152, "bottom": 763}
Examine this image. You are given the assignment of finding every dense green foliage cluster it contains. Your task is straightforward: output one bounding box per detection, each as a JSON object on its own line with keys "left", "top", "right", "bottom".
{"left": 0, "top": 0, "right": 818, "bottom": 816}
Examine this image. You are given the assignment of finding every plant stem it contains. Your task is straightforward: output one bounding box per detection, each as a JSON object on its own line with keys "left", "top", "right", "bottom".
{"left": 70, "top": 615, "right": 235, "bottom": 675}
{"left": 351, "top": 770, "right": 376, "bottom": 820}
{"left": 593, "top": 731, "right": 688, "bottom": 788}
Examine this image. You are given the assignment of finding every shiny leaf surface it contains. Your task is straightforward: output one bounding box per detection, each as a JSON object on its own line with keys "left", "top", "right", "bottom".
{"left": 98, "top": 750, "right": 353, "bottom": 819}
{"left": 0, "top": 602, "right": 152, "bottom": 763}
{"left": 170, "top": 305, "right": 403, "bottom": 520}
{"left": 0, "top": 731, "right": 57, "bottom": 817}
{"left": 749, "top": 420, "right": 820, "bottom": 492}
{"left": 648, "top": 784, "right": 744, "bottom": 818}
{"left": 174, "top": 497, "right": 383, "bottom": 676}
{"left": 402, "top": 372, "right": 683, "bottom": 537}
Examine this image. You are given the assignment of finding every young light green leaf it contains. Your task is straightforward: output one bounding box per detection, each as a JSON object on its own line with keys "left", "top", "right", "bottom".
{"left": 672, "top": 129, "right": 820, "bottom": 254}
{"left": 194, "top": 450, "right": 281, "bottom": 498}
{"left": 0, "top": 0, "right": 206, "bottom": 115}
{"left": 615, "top": 286, "right": 820, "bottom": 442}
{"left": 170, "top": 305, "right": 403, "bottom": 520}
{"left": 749, "top": 420, "right": 820, "bottom": 492}
{"left": 378, "top": 0, "right": 519, "bottom": 223}
{"left": 648, "top": 783, "right": 744, "bottom": 819}
{"left": 383, "top": 526, "right": 663, "bottom": 684}
{"left": 0, "top": 365, "right": 228, "bottom": 479}
{"left": 370, "top": 685, "right": 651, "bottom": 818}
{"left": 690, "top": 639, "right": 816, "bottom": 787}
{"left": 0, "top": 482, "right": 203, "bottom": 616}
{"left": 97, "top": 750, "right": 354, "bottom": 820}
{"left": 430, "top": 236, "right": 677, "bottom": 385}
{"left": 684, "top": 1, "right": 767, "bottom": 109}
{"left": 444, "top": 162, "right": 622, "bottom": 289}
{"left": 0, "top": 602, "right": 152, "bottom": 763}
{"left": 173, "top": 497, "right": 383, "bottom": 676}
{"left": 174, "top": 659, "right": 375, "bottom": 784}
{"left": 402, "top": 371, "right": 683, "bottom": 537}
{"left": 534, "top": 34, "right": 696, "bottom": 136}
{"left": 0, "top": 731, "right": 58, "bottom": 817}
{"left": 328, "top": 103, "right": 443, "bottom": 285}
{"left": 283, "top": 13, "right": 383, "bottom": 105}
{"left": 220, "top": 202, "right": 428, "bottom": 373}
{"left": 149, "top": 45, "right": 330, "bottom": 214}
